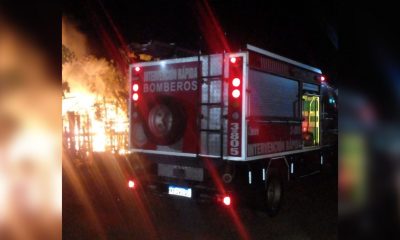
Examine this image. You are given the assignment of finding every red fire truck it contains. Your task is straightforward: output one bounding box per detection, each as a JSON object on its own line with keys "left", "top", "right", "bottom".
{"left": 127, "top": 44, "right": 338, "bottom": 216}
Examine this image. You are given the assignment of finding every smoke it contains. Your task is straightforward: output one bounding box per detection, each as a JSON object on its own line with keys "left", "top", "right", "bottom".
{"left": 62, "top": 55, "right": 128, "bottom": 115}
{"left": 62, "top": 16, "right": 128, "bottom": 154}
{"left": 63, "top": 56, "right": 117, "bottom": 98}
{"left": 62, "top": 16, "right": 90, "bottom": 58}
{"left": 62, "top": 16, "right": 128, "bottom": 110}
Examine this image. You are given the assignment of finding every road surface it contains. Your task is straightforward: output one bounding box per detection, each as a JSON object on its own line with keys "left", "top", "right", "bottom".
{"left": 63, "top": 155, "right": 337, "bottom": 240}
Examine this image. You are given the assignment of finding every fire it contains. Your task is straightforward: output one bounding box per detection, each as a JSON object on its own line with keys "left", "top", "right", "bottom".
{"left": 62, "top": 53, "right": 129, "bottom": 156}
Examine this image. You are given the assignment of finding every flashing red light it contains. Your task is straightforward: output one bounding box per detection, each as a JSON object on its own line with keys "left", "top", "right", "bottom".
{"left": 223, "top": 196, "right": 231, "bottom": 206}
{"left": 135, "top": 66, "right": 141, "bottom": 72}
{"left": 320, "top": 76, "right": 326, "bottom": 82}
{"left": 232, "top": 89, "right": 241, "bottom": 98}
{"left": 230, "top": 57, "right": 237, "bottom": 63}
{"left": 132, "top": 84, "right": 139, "bottom": 92}
{"left": 128, "top": 180, "right": 135, "bottom": 189}
{"left": 132, "top": 93, "right": 139, "bottom": 101}
{"left": 232, "top": 78, "right": 241, "bottom": 87}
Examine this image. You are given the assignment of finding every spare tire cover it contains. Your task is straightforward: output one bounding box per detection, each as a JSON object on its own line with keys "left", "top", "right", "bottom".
{"left": 144, "top": 97, "right": 186, "bottom": 145}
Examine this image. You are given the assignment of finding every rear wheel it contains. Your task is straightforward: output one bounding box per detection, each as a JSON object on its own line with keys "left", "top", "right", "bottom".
{"left": 264, "top": 169, "right": 283, "bottom": 216}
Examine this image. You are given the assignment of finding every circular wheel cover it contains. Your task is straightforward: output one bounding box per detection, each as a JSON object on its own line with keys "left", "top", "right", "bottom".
{"left": 148, "top": 104, "right": 173, "bottom": 138}
{"left": 144, "top": 97, "right": 186, "bottom": 145}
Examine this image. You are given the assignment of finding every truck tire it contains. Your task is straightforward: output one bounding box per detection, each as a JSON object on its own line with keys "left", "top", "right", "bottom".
{"left": 264, "top": 169, "right": 283, "bottom": 216}
{"left": 144, "top": 97, "right": 186, "bottom": 145}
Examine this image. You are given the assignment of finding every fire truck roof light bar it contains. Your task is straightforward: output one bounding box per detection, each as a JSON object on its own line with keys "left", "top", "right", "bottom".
{"left": 246, "top": 44, "right": 322, "bottom": 74}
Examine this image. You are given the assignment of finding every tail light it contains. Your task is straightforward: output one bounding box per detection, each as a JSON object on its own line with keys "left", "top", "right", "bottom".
{"left": 232, "top": 89, "right": 241, "bottom": 98}
{"left": 315, "top": 75, "right": 326, "bottom": 83}
{"left": 232, "top": 77, "right": 241, "bottom": 87}
{"left": 227, "top": 56, "right": 243, "bottom": 157}
{"left": 131, "top": 66, "right": 141, "bottom": 102}
{"left": 229, "top": 56, "right": 243, "bottom": 101}
{"left": 128, "top": 180, "right": 135, "bottom": 189}
{"left": 132, "top": 93, "right": 139, "bottom": 101}
{"left": 223, "top": 196, "right": 231, "bottom": 206}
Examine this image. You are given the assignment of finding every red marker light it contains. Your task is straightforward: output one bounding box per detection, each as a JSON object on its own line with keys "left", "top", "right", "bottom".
{"left": 128, "top": 180, "right": 135, "bottom": 189}
{"left": 132, "top": 84, "right": 139, "bottom": 92}
{"left": 135, "top": 66, "right": 141, "bottom": 72}
{"left": 232, "top": 89, "right": 241, "bottom": 98}
{"left": 223, "top": 196, "right": 231, "bottom": 206}
{"left": 232, "top": 78, "right": 241, "bottom": 87}
{"left": 320, "top": 76, "right": 325, "bottom": 82}
{"left": 132, "top": 93, "right": 139, "bottom": 101}
{"left": 230, "top": 57, "right": 237, "bottom": 64}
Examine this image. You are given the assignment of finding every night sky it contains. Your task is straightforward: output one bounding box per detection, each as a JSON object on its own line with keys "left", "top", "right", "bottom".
{"left": 60, "top": 0, "right": 400, "bottom": 118}
{"left": 63, "top": 1, "right": 337, "bottom": 79}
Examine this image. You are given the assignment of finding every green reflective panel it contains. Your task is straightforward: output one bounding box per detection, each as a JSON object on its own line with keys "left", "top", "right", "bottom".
{"left": 302, "top": 95, "right": 320, "bottom": 145}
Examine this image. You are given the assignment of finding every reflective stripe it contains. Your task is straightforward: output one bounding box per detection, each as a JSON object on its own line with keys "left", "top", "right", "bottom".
{"left": 262, "top": 168, "right": 266, "bottom": 181}
{"left": 248, "top": 171, "right": 252, "bottom": 184}
{"left": 246, "top": 147, "right": 321, "bottom": 161}
{"left": 130, "top": 149, "right": 197, "bottom": 157}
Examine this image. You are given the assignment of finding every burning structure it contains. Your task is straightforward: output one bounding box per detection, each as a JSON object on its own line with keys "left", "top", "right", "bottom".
{"left": 62, "top": 15, "right": 196, "bottom": 159}
{"left": 62, "top": 45, "right": 129, "bottom": 158}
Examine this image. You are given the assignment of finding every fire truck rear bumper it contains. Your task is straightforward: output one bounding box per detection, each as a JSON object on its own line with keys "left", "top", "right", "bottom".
{"left": 141, "top": 178, "right": 231, "bottom": 204}
{"left": 126, "top": 153, "right": 235, "bottom": 205}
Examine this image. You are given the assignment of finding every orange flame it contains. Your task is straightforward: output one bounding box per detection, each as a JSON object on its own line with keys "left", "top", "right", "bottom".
{"left": 62, "top": 56, "right": 128, "bottom": 155}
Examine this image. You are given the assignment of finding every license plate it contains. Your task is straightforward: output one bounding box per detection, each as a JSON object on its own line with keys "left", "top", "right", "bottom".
{"left": 168, "top": 186, "right": 192, "bottom": 198}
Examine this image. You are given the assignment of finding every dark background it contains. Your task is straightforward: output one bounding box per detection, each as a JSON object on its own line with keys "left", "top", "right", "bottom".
{"left": 2, "top": 0, "right": 399, "bottom": 118}
{"left": 61, "top": 0, "right": 400, "bottom": 119}
{"left": 62, "top": 0, "right": 337, "bottom": 82}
